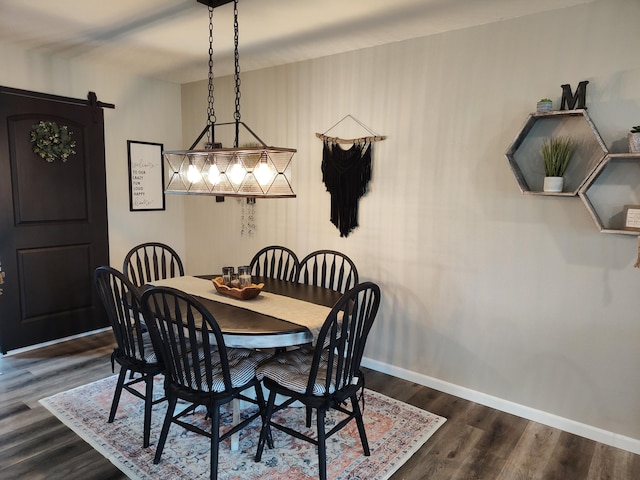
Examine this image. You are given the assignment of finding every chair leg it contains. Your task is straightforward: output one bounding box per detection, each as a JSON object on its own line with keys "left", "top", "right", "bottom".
{"left": 316, "top": 408, "right": 327, "bottom": 480}
{"left": 154, "top": 395, "right": 177, "bottom": 464}
{"left": 143, "top": 373, "right": 154, "bottom": 448}
{"left": 255, "top": 389, "right": 277, "bottom": 462}
{"left": 253, "top": 383, "right": 273, "bottom": 449}
{"left": 306, "top": 406, "right": 312, "bottom": 427}
{"left": 351, "top": 395, "right": 370, "bottom": 456}
{"left": 108, "top": 367, "right": 128, "bottom": 423}
{"left": 210, "top": 404, "right": 220, "bottom": 480}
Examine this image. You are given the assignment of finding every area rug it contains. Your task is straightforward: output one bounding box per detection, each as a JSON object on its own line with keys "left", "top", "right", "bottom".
{"left": 40, "top": 375, "right": 445, "bottom": 480}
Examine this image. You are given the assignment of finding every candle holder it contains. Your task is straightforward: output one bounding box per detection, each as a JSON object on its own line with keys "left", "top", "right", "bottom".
{"left": 238, "top": 265, "right": 252, "bottom": 288}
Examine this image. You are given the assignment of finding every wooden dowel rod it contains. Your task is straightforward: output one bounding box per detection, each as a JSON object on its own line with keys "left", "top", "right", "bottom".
{"left": 315, "top": 133, "right": 386, "bottom": 143}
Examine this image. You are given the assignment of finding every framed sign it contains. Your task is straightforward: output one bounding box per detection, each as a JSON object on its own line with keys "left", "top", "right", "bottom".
{"left": 623, "top": 205, "right": 640, "bottom": 231}
{"left": 127, "top": 140, "right": 165, "bottom": 211}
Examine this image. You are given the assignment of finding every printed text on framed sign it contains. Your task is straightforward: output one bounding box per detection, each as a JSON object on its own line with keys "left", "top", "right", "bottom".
{"left": 128, "top": 140, "right": 165, "bottom": 211}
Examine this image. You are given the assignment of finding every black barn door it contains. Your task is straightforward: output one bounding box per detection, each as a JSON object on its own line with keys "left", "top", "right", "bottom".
{"left": 0, "top": 87, "right": 112, "bottom": 353}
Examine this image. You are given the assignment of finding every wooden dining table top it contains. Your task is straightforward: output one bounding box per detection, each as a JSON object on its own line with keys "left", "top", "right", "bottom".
{"left": 162, "top": 275, "right": 343, "bottom": 348}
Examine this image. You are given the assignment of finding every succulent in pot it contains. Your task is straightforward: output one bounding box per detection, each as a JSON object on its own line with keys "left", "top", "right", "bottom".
{"left": 537, "top": 98, "right": 553, "bottom": 113}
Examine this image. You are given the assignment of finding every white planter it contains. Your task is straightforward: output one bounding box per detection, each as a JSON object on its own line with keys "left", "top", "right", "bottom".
{"left": 543, "top": 176, "right": 564, "bottom": 193}
{"left": 629, "top": 132, "right": 640, "bottom": 153}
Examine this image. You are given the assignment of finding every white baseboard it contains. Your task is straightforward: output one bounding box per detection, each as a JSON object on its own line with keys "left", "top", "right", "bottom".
{"left": 362, "top": 356, "right": 640, "bottom": 455}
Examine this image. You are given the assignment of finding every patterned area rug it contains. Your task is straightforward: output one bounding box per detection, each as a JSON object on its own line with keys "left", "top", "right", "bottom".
{"left": 40, "top": 375, "right": 445, "bottom": 480}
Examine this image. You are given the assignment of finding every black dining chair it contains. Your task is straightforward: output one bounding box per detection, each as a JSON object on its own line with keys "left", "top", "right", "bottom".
{"left": 249, "top": 245, "right": 300, "bottom": 281}
{"left": 255, "top": 282, "right": 381, "bottom": 480}
{"left": 140, "top": 285, "right": 273, "bottom": 480}
{"left": 298, "top": 249, "right": 359, "bottom": 294}
{"left": 93, "top": 266, "right": 165, "bottom": 448}
{"left": 122, "top": 242, "right": 184, "bottom": 287}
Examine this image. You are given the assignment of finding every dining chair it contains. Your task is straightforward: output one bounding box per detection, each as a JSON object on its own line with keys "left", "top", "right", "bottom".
{"left": 249, "top": 245, "right": 300, "bottom": 281}
{"left": 298, "top": 249, "right": 359, "bottom": 294}
{"left": 93, "top": 266, "right": 165, "bottom": 448}
{"left": 122, "top": 242, "right": 184, "bottom": 287}
{"left": 140, "top": 285, "right": 273, "bottom": 480}
{"left": 254, "top": 282, "right": 381, "bottom": 480}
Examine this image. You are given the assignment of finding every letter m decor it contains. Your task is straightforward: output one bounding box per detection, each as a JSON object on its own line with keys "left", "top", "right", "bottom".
{"left": 560, "top": 81, "right": 589, "bottom": 110}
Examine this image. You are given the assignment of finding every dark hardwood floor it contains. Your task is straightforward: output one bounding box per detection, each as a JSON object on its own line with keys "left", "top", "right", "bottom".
{"left": 1, "top": 330, "right": 639, "bottom": 479}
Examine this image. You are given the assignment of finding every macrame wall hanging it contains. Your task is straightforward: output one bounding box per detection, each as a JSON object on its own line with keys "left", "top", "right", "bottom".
{"left": 316, "top": 115, "right": 386, "bottom": 237}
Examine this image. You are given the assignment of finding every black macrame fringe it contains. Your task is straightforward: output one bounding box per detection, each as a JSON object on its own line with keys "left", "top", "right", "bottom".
{"left": 321, "top": 140, "right": 372, "bottom": 237}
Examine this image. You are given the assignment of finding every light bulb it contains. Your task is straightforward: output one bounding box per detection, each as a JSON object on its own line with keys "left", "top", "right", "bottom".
{"left": 254, "top": 159, "right": 274, "bottom": 186}
{"left": 208, "top": 163, "right": 220, "bottom": 184}
{"left": 228, "top": 160, "right": 246, "bottom": 185}
{"left": 187, "top": 163, "right": 201, "bottom": 183}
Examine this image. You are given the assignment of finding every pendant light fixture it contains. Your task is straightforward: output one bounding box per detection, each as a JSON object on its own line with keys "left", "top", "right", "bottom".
{"left": 164, "top": 0, "right": 296, "bottom": 198}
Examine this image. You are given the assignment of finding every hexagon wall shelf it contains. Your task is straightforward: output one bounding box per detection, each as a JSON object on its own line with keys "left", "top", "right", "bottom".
{"left": 579, "top": 153, "right": 640, "bottom": 235}
{"left": 506, "top": 109, "right": 608, "bottom": 196}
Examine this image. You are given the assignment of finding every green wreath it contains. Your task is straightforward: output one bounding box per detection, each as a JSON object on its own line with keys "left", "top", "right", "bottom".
{"left": 30, "top": 120, "right": 77, "bottom": 162}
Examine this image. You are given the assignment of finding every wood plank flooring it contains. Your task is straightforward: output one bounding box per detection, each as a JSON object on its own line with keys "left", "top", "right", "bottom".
{"left": 1, "top": 330, "right": 639, "bottom": 479}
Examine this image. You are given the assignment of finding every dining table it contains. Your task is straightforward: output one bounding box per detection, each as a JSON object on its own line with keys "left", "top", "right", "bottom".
{"left": 146, "top": 274, "right": 344, "bottom": 451}
{"left": 147, "top": 274, "right": 343, "bottom": 348}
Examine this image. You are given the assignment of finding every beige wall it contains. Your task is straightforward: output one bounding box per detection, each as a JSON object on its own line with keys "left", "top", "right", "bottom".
{"left": 182, "top": 0, "right": 640, "bottom": 452}
{"left": 0, "top": 42, "right": 186, "bottom": 267}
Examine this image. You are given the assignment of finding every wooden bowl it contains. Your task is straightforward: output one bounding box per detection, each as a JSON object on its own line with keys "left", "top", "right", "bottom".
{"left": 212, "top": 277, "right": 264, "bottom": 300}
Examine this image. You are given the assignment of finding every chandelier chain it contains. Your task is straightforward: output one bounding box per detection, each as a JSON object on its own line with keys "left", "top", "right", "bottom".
{"left": 233, "top": 0, "right": 241, "bottom": 146}
{"left": 207, "top": 6, "right": 216, "bottom": 143}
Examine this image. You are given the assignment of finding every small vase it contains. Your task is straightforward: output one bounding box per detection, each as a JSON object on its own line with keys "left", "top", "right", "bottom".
{"left": 543, "top": 176, "right": 563, "bottom": 193}
{"left": 629, "top": 132, "right": 640, "bottom": 153}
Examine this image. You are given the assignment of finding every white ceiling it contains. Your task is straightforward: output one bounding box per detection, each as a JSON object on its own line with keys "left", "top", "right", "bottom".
{"left": 0, "top": 0, "right": 592, "bottom": 84}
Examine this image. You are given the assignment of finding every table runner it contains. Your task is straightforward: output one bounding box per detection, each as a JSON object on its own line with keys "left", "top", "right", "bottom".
{"left": 148, "top": 276, "right": 331, "bottom": 343}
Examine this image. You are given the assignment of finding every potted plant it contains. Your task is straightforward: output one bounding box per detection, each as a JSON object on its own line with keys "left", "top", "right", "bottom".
{"left": 629, "top": 125, "right": 640, "bottom": 153}
{"left": 537, "top": 98, "right": 553, "bottom": 113}
{"left": 541, "top": 136, "right": 576, "bottom": 193}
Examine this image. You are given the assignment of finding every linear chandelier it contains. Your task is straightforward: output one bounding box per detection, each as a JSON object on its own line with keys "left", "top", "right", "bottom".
{"left": 164, "top": 0, "right": 296, "bottom": 198}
